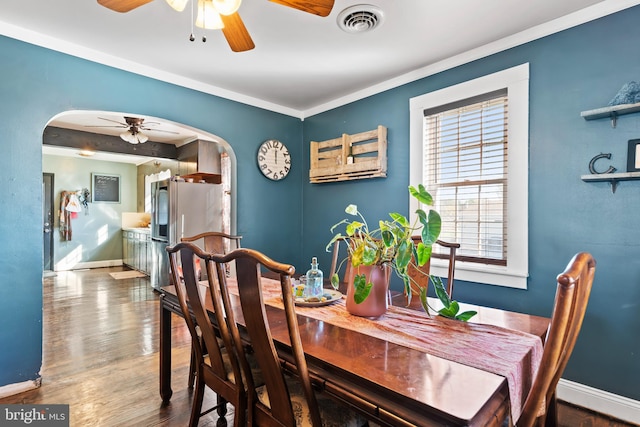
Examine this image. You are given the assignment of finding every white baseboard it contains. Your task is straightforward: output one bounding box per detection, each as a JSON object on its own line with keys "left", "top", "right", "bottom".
{"left": 54, "top": 259, "right": 123, "bottom": 271}
{"left": 0, "top": 376, "right": 638, "bottom": 423}
{"left": 0, "top": 378, "right": 41, "bottom": 399}
{"left": 557, "top": 379, "right": 640, "bottom": 425}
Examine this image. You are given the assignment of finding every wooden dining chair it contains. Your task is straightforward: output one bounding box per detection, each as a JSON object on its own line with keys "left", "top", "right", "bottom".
{"left": 513, "top": 252, "right": 596, "bottom": 427}
{"left": 329, "top": 236, "right": 352, "bottom": 294}
{"left": 203, "top": 246, "right": 367, "bottom": 427}
{"left": 181, "top": 230, "right": 243, "bottom": 254}
{"left": 167, "top": 242, "right": 250, "bottom": 427}
{"left": 384, "top": 237, "right": 460, "bottom": 310}
{"left": 409, "top": 236, "right": 460, "bottom": 297}
{"left": 181, "top": 231, "right": 243, "bottom": 388}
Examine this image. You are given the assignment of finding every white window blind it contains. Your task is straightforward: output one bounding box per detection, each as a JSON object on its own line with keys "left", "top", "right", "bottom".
{"left": 423, "top": 89, "right": 508, "bottom": 266}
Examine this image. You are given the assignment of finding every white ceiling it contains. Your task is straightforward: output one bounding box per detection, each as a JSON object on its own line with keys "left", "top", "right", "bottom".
{"left": 2, "top": 0, "right": 637, "bottom": 120}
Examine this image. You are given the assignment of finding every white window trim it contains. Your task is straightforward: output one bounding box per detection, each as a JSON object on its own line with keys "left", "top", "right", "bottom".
{"left": 409, "top": 63, "right": 529, "bottom": 289}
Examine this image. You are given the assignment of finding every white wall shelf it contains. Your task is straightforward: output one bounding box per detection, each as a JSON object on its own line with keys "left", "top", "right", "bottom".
{"left": 581, "top": 171, "right": 640, "bottom": 193}
{"left": 581, "top": 102, "right": 640, "bottom": 127}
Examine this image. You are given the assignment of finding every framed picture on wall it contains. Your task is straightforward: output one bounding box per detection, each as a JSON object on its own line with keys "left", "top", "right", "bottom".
{"left": 627, "top": 139, "right": 640, "bottom": 172}
{"left": 92, "top": 173, "right": 121, "bottom": 203}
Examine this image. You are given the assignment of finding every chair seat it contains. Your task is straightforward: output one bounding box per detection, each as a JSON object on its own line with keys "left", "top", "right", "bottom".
{"left": 204, "top": 346, "right": 265, "bottom": 388}
{"left": 256, "top": 376, "right": 367, "bottom": 427}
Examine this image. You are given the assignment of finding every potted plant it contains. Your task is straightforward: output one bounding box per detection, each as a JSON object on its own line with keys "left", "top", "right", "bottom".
{"left": 326, "top": 184, "right": 476, "bottom": 321}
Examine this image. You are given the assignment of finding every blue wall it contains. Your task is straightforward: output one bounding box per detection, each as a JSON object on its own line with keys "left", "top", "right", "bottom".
{"left": 302, "top": 7, "right": 640, "bottom": 400}
{"left": 0, "top": 35, "right": 302, "bottom": 387}
{"left": 1, "top": 5, "right": 639, "bottom": 404}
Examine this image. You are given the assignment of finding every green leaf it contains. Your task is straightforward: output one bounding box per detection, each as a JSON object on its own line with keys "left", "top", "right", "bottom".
{"left": 419, "top": 287, "right": 430, "bottom": 315}
{"left": 415, "top": 243, "right": 432, "bottom": 266}
{"left": 421, "top": 210, "right": 441, "bottom": 245}
{"left": 362, "top": 244, "right": 378, "bottom": 265}
{"left": 351, "top": 244, "right": 364, "bottom": 266}
{"left": 438, "top": 305, "right": 457, "bottom": 318}
{"left": 455, "top": 311, "right": 478, "bottom": 322}
{"left": 438, "top": 300, "right": 459, "bottom": 318}
{"left": 432, "top": 275, "right": 451, "bottom": 308}
{"left": 381, "top": 229, "right": 394, "bottom": 247}
{"left": 325, "top": 233, "right": 346, "bottom": 253}
{"left": 353, "top": 274, "right": 373, "bottom": 304}
{"left": 409, "top": 184, "right": 434, "bottom": 206}
{"left": 330, "top": 273, "right": 339, "bottom": 290}
{"left": 389, "top": 212, "right": 409, "bottom": 227}
{"left": 345, "top": 204, "right": 358, "bottom": 215}
{"left": 346, "top": 221, "right": 364, "bottom": 236}
{"left": 329, "top": 220, "right": 348, "bottom": 234}
{"left": 395, "top": 239, "right": 412, "bottom": 270}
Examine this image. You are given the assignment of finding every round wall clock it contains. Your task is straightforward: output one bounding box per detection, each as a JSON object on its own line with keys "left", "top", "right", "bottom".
{"left": 257, "top": 139, "right": 291, "bottom": 181}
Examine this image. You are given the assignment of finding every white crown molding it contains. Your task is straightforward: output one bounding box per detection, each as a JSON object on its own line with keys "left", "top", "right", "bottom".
{"left": 1, "top": 0, "right": 640, "bottom": 120}
{"left": 0, "top": 21, "right": 300, "bottom": 119}
{"left": 557, "top": 379, "right": 640, "bottom": 425}
{"left": 302, "top": 0, "right": 640, "bottom": 118}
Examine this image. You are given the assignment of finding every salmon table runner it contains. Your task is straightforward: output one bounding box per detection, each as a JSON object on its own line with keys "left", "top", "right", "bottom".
{"left": 228, "top": 277, "right": 542, "bottom": 421}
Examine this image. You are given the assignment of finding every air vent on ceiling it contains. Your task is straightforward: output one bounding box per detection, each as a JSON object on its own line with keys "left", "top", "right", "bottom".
{"left": 338, "top": 5, "right": 384, "bottom": 34}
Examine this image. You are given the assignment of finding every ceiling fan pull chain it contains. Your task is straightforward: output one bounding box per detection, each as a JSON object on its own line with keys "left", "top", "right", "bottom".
{"left": 189, "top": 0, "right": 195, "bottom": 41}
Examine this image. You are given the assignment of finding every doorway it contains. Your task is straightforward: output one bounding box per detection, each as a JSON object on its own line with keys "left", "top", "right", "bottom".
{"left": 42, "top": 110, "right": 238, "bottom": 271}
{"left": 42, "top": 173, "right": 54, "bottom": 272}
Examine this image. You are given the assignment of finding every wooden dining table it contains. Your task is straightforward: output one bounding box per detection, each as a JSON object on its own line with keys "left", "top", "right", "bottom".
{"left": 158, "top": 277, "right": 549, "bottom": 427}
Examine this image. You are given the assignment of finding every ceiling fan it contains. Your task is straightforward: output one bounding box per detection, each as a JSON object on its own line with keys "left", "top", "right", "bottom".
{"left": 86, "top": 116, "right": 178, "bottom": 144}
{"left": 97, "top": 0, "right": 335, "bottom": 52}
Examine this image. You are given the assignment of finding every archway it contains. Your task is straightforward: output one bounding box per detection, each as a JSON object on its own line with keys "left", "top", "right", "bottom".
{"left": 42, "top": 109, "right": 237, "bottom": 273}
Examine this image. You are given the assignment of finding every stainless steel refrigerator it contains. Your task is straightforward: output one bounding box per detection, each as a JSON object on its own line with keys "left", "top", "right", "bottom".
{"left": 150, "top": 178, "right": 222, "bottom": 289}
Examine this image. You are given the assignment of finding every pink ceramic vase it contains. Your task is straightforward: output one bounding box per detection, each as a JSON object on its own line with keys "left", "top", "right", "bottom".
{"left": 345, "top": 264, "right": 390, "bottom": 318}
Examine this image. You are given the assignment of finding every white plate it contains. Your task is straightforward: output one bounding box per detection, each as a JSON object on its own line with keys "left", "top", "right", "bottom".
{"left": 294, "top": 289, "right": 343, "bottom": 307}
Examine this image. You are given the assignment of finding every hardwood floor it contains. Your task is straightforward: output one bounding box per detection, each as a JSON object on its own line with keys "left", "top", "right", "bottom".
{"left": 0, "top": 267, "right": 228, "bottom": 426}
{"left": 0, "top": 267, "right": 636, "bottom": 426}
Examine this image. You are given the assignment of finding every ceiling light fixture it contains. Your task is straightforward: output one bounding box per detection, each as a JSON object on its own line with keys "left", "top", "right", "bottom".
{"left": 195, "top": 0, "right": 224, "bottom": 30}
{"left": 166, "top": 0, "right": 241, "bottom": 38}
{"left": 212, "top": 0, "right": 241, "bottom": 15}
{"left": 166, "top": 0, "right": 189, "bottom": 12}
{"left": 120, "top": 128, "right": 149, "bottom": 145}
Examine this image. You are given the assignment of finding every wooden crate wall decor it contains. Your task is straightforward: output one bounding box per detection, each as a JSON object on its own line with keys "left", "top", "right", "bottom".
{"left": 309, "top": 125, "right": 387, "bottom": 183}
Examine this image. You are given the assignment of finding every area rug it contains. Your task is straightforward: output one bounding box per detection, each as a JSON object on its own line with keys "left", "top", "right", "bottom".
{"left": 109, "top": 271, "right": 147, "bottom": 280}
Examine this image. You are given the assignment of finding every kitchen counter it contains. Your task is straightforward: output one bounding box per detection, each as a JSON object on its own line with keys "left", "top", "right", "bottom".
{"left": 122, "top": 227, "right": 151, "bottom": 233}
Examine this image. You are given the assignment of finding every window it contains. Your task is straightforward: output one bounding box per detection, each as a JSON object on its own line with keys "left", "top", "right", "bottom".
{"left": 410, "top": 64, "right": 529, "bottom": 288}
{"left": 424, "top": 89, "right": 508, "bottom": 265}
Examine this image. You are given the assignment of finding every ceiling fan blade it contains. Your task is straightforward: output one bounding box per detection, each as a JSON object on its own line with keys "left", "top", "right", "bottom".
{"left": 97, "top": 117, "right": 129, "bottom": 126}
{"left": 269, "top": 0, "right": 334, "bottom": 17}
{"left": 140, "top": 127, "right": 180, "bottom": 134}
{"left": 220, "top": 13, "right": 255, "bottom": 52}
{"left": 84, "top": 125, "right": 127, "bottom": 128}
{"left": 97, "top": 0, "right": 154, "bottom": 13}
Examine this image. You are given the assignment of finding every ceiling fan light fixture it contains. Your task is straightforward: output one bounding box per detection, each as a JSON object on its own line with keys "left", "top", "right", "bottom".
{"left": 196, "top": 0, "right": 224, "bottom": 30}
{"left": 166, "top": 0, "right": 189, "bottom": 12}
{"left": 136, "top": 132, "right": 149, "bottom": 144}
{"left": 212, "top": 0, "right": 241, "bottom": 15}
{"left": 120, "top": 129, "right": 148, "bottom": 144}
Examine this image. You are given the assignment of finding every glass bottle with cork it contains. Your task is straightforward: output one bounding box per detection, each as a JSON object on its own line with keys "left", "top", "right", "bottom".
{"left": 303, "top": 257, "right": 323, "bottom": 300}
